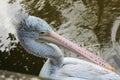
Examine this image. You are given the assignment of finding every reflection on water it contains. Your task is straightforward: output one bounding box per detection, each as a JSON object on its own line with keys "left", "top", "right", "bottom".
{"left": 22, "top": 0, "right": 65, "bottom": 27}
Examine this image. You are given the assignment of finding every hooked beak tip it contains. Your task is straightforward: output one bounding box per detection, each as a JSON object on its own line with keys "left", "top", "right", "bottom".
{"left": 109, "top": 67, "right": 115, "bottom": 71}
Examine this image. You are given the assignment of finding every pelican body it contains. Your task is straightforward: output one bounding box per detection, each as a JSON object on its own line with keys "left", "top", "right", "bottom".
{"left": 16, "top": 15, "right": 120, "bottom": 80}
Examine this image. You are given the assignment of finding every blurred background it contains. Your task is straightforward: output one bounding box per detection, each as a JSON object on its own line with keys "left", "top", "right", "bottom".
{"left": 0, "top": 0, "right": 120, "bottom": 76}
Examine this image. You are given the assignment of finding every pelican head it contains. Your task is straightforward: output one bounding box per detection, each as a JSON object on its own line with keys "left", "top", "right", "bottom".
{"left": 17, "top": 16, "right": 52, "bottom": 40}
{"left": 17, "top": 15, "right": 114, "bottom": 71}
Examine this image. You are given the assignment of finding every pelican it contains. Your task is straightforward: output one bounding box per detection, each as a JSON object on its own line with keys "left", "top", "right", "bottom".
{"left": 16, "top": 14, "right": 120, "bottom": 80}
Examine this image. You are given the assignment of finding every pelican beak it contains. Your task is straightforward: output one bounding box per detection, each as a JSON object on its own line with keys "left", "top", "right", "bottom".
{"left": 48, "top": 32, "right": 115, "bottom": 71}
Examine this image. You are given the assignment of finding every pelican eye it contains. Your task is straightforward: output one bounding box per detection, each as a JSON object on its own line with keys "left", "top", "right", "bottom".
{"left": 39, "top": 31, "right": 48, "bottom": 35}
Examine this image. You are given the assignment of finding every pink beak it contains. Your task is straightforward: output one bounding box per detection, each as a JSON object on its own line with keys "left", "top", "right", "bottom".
{"left": 49, "top": 32, "right": 115, "bottom": 71}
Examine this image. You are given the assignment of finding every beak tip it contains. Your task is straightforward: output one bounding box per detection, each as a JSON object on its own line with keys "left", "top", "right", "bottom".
{"left": 109, "top": 67, "right": 115, "bottom": 71}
